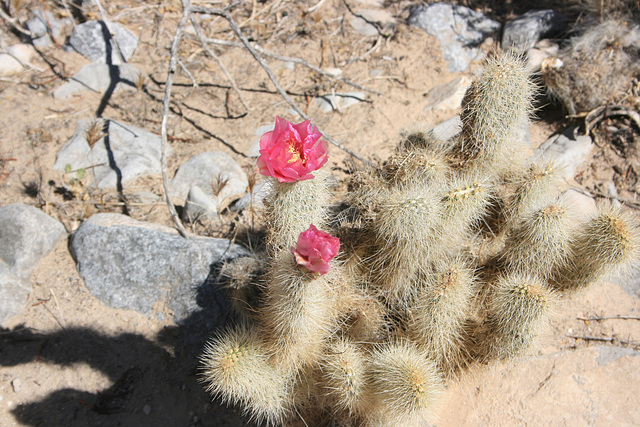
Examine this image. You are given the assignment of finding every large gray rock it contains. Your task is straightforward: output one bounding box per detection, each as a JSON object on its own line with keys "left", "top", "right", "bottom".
{"left": 53, "top": 119, "right": 167, "bottom": 189}
{"left": 534, "top": 127, "right": 594, "bottom": 180}
{"left": 67, "top": 20, "right": 138, "bottom": 64}
{"left": 408, "top": 3, "right": 500, "bottom": 72}
{"left": 0, "top": 204, "right": 67, "bottom": 279}
{"left": 53, "top": 62, "right": 142, "bottom": 99}
{"left": 0, "top": 204, "right": 66, "bottom": 325}
{"left": 502, "top": 9, "right": 566, "bottom": 51}
{"left": 171, "top": 152, "right": 248, "bottom": 211}
{"left": 70, "top": 213, "right": 249, "bottom": 320}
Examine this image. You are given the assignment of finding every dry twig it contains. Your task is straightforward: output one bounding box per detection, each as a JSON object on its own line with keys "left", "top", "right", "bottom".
{"left": 578, "top": 315, "right": 640, "bottom": 321}
{"left": 189, "top": 15, "right": 250, "bottom": 110}
{"left": 202, "top": 37, "right": 381, "bottom": 95}
{"left": 192, "top": 4, "right": 373, "bottom": 167}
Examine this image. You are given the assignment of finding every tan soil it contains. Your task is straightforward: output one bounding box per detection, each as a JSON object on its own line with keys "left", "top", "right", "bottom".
{"left": 1, "top": 1, "right": 639, "bottom": 426}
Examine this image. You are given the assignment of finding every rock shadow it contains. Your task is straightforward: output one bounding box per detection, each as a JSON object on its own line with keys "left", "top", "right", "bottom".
{"left": 0, "top": 261, "right": 258, "bottom": 427}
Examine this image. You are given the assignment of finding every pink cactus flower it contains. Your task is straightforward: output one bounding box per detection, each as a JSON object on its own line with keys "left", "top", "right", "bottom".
{"left": 291, "top": 225, "right": 340, "bottom": 275}
{"left": 257, "top": 116, "right": 328, "bottom": 183}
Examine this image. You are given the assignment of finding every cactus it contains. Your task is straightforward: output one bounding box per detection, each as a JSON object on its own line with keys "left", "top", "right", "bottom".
{"left": 200, "top": 327, "right": 289, "bottom": 425}
{"left": 481, "top": 273, "right": 557, "bottom": 360}
{"left": 200, "top": 51, "right": 639, "bottom": 425}
{"left": 364, "top": 340, "right": 444, "bottom": 426}
{"left": 553, "top": 204, "right": 639, "bottom": 290}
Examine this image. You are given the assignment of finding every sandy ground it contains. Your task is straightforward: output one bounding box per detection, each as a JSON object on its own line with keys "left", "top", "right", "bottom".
{"left": 1, "top": 1, "right": 639, "bottom": 426}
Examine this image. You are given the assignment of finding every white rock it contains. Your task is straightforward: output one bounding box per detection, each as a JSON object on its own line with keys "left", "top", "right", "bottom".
{"left": 430, "top": 116, "right": 462, "bottom": 141}
{"left": 0, "top": 44, "right": 35, "bottom": 75}
{"left": 316, "top": 92, "right": 366, "bottom": 113}
{"left": 53, "top": 119, "right": 167, "bottom": 189}
{"left": 533, "top": 127, "right": 594, "bottom": 181}
{"left": 526, "top": 40, "right": 560, "bottom": 71}
{"left": 182, "top": 186, "right": 219, "bottom": 223}
{"left": 425, "top": 75, "right": 472, "bottom": 111}
{"left": 171, "top": 152, "right": 247, "bottom": 211}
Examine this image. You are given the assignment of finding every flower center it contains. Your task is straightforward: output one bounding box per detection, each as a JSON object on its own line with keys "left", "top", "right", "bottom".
{"left": 286, "top": 137, "right": 304, "bottom": 164}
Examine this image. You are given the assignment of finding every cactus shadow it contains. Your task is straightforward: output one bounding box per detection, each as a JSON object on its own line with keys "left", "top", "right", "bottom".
{"left": 0, "top": 262, "right": 259, "bottom": 427}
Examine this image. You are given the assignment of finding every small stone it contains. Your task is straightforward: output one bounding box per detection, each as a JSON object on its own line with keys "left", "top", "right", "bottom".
{"left": 430, "top": 116, "right": 462, "bottom": 142}
{"left": 182, "top": 186, "right": 219, "bottom": 223}
{"left": 533, "top": 127, "right": 593, "bottom": 181}
{"left": 11, "top": 378, "right": 22, "bottom": 393}
{"left": 526, "top": 40, "right": 559, "bottom": 71}
{"left": 26, "top": 9, "right": 63, "bottom": 48}
{"left": 231, "top": 179, "right": 272, "bottom": 212}
{"left": 249, "top": 124, "right": 275, "bottom": 157}
{"left": 53, "top": 119, "right": 166, "bottom": 189}
{"left": 0, "top": 204, "right": 67, "bottom": 278}
{"left": 171, "top": 152, "right": 248, "bottom": 211}
{"left": 143, "top": 404, "right": 151, "bottom": 415}
{"left": 316, "top": 92, "right": 366, "bottom": 113}
{"left": 67, "top": 20, "right": 138, "bottom": 64}
{"left": 424, "top": 76, "right": 472, "bottom": 111}
{"left": 349, "top": 9, "right": 395, "bottom": 36}
{"left": 0, "top": 44, "right": 36, "bottom": 75}
{"left": 502, "top": 10, "right": 566, "bottom": 52}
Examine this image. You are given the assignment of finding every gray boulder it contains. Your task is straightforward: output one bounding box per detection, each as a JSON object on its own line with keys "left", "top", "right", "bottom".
{"left": 502, "top": 10, "right": 567, "bottom": 51}
{"left": 53, "top": 119, "right": 167, "bottom": 189}
{"left": 0, "top": 204, "right": 66, "bottom": 325}
{"left": 408, "top": 3, "right": 500, "bottom": 72}
{"left": 53, "top": 62, "right": 142, "bottom": 99}
{"left": 182, "top": 186, "right": 220, "bottom": 223}
{"left": 67, "top": 20, "right": 138, "bottom": 64}
{"left": 70, "top": 213, "right": 249, "bottom": 321}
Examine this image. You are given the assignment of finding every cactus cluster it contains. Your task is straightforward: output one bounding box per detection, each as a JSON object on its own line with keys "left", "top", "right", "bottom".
{"left": 200, "top": 52, "right": 639, "bottom": 426}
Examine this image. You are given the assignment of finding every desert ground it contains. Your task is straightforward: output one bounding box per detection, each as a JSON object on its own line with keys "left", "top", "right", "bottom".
{"left": 1, "top": 1, "right": 639, "bottom": 426}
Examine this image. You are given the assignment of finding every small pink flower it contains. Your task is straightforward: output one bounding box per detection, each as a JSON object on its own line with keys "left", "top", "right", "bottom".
{"left": 257, "top": 116, "right": 328, "bottom": 183}
{"left": 291, "top": 225, "right": 340, "bottom": 275}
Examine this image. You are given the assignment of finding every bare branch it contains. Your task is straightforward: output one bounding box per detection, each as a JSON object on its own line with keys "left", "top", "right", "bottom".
{"left": 0, "top": 6, "right": 34, "bottom": 37}
{"left": 191, "top": 4, "right": 373, "bottom": 168}
{"left": 189, "top": 14, "right": 250, "bottom": 110}
{"left": 160, "top": 0, "right": 192, "bottom": 238}
{"left": 202, "top": 36, "right": 381, "bottom": 96}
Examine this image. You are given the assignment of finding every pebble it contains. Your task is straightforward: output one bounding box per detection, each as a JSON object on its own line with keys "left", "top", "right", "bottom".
{"left": 11, "top": 378, "right": 22, "bottom": 393}
{"left": 143, "top": 404, "right": 152, "bottom": 415}
{"left": 171, "top": 151, "right": 248, "bottom": 213}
